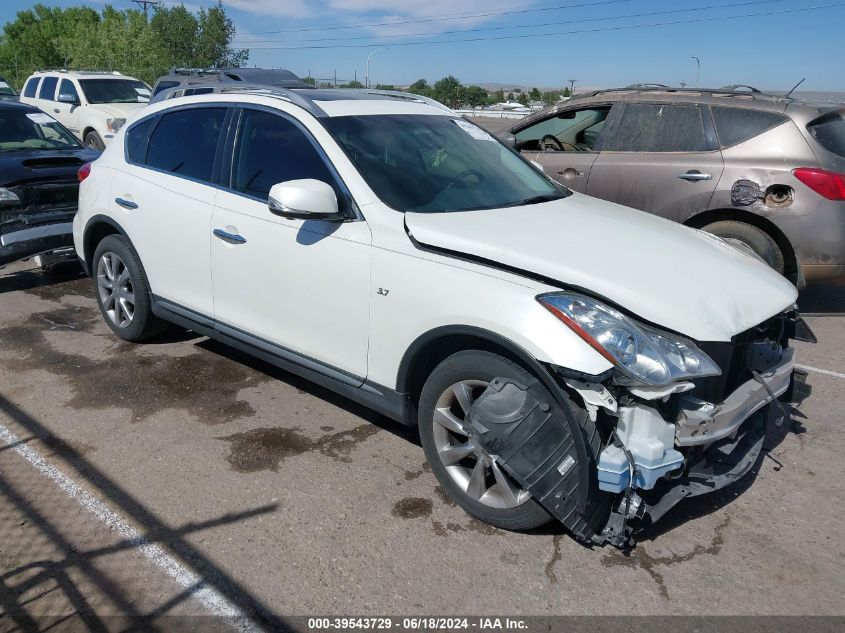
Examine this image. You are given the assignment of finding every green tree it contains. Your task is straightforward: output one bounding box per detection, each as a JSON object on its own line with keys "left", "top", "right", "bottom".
{"left": 493, "top": 89, "right": 505, "bottom": 103}
{"left": 562, "top": 86, "right": 571, "bottom": 97}
{"left": 529, "top": 87, "right": 541, "bottom": 101}
{"left": 339, "top": 80, "right": 364, "bottom": 88}
{"left": 517, "top": 92, "right": 529, "bottom": 106}
{"left": 432, "top": 75, "right": 463, "bottom": 108}
{"left": 541, "top": 90, "right": 561, "bottom": 105}
{"left": 194, "top": 1, "right": 247, "bottom": 67}
{"left": 302, "top": 76, "right": 316, "bottom": 86}
{"left": 149, "top": 5, "right": 198, "bottom": 69}
{"left": 374, "top": 83, "right": 395, "bottom": 90}
{"left": 408, "top": 78, "right": 430, "bottom": 96}
{"left": 464, "top": 85, "right": 488, "bottom": 108}
{"left": 506, "top": 91, "right": 515, "bottom": 101}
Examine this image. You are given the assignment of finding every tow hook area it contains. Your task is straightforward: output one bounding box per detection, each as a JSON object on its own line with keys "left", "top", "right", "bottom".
{"left": 465, "top": 377, "right": 599, "bottom": 542}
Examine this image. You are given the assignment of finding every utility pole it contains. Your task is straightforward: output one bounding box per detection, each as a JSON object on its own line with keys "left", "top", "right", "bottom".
{"left": 568, "top": 79, "right": 576, "bottom": 96}
{"left": 366, "top": 47, "right": 384, "bottom": 89}
{"left": 691, "top": 56, "right": 701, "bottom": 87}
{"left": 131, "top": 0, "right": 160, "bottom": 19}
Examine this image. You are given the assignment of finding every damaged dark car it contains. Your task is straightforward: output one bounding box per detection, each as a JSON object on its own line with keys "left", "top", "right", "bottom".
{"left": 0, "top": 101, "right": 99, "bottom": 268}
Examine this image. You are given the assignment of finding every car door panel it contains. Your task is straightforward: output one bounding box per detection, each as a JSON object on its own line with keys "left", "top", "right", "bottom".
{"left": 210, "top": 108, "right": 371, "bottom": 379}
{"left": 107, "top": 106, "right": 229, "bottom": 317}
{"left": 587, "top": 103, "right": 724, "bottom": 222}
{"left": 514, "top": 104, "right": 616, "bottom": 193}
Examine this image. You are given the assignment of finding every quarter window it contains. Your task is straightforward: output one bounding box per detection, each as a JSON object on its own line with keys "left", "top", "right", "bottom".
{"left": 23, "top": 77, "right": 40, "bottom": 98}
{"left": 230, "top": 109, "right": 336, "bottom": 200}
{"left": 712, "top": 106, "right": 788, "bottom": 147}
{"left": 125, "top": 117, "right": 157, "bottom": 164}
{"left": 145, "top": 108, "right": 226, "bottom": 182}
{"left": 38, "top": 76, "right": 58, "bottom": 100}
{"left": 605, "top": 104, "right": 709, "bottom": 152}
{"left": 152, "top": 80, "right": 179, "bottom": 96}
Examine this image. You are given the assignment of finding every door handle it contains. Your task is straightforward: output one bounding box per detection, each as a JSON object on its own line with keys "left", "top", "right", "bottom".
{"left": 114, "top": 197, "right": 138, "bottom": 209}
{"left": 213, "top": 228, "right": 246, "bottom": 245}
{"left": 677, "top": 170, "right": 712, "bottom": 182}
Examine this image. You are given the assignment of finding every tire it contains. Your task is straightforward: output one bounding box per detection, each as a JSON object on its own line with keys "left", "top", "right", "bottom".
{"left": 702, "top": 220, "right": 785, "bottom": 274}
{"left": 92, "top": 235, "right": 168, "bottom": 342}
{"left": 418, "top": 350, "right": 605, "bottom": 532}
{"left": 84, "top": 130, "right": 105, "bottom": 151}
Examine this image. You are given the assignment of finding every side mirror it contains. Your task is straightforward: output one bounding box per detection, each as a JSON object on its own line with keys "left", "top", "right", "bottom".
{"left": 268, "top": 179, "right": 343, "bottom": 221}
{"left": 502, "top": 134, "right": 517, "bottom": 148}
{"left": 57, "top": 93, "right": 79, "bottom": 105}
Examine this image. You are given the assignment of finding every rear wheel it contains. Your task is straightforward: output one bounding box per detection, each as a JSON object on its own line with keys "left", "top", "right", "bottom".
{"left": 702, "top": 220, "right": 785, "bottom": 274}
{"left": 92, "top": 235, "right": 167, "bottom": 341}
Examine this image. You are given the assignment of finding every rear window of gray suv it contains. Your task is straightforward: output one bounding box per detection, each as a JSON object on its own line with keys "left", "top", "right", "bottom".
{"left": 808, "top": 112, "right": 845, "bottom": 158}
{"left": 711, "top": 106, "right": 789, "bottom": 147}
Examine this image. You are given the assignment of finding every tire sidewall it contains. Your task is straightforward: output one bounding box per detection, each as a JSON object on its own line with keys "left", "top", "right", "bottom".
{"left": 418, "top": 350, "right": 552, "bottom": 530}
{"left": 92, "top": 235, "right": 155, "bottom": 341}
{"left": 703, "top": 220, "right": 785, "bottom": 273}
{"left": 84, "top": 131, "right": 105, "bottom": 151}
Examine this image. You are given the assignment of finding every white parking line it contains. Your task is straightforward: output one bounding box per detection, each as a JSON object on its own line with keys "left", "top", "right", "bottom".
{"left": 796, "top": 363, "right": 845, "bottom": 380}
{"left": 0, "top": 422, "right": 262, "bottom": 633}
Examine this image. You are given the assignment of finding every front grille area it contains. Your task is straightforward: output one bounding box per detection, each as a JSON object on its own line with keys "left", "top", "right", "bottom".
{"left": 691, "top": 313, "right": 791, "bottom": 404}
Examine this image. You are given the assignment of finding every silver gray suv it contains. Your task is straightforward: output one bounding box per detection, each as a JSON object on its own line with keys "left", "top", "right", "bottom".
{"left": 501, "top": 85, "right": 845, "bottom": 286}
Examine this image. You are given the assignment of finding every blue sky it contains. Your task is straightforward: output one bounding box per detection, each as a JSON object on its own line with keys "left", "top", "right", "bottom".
{"left": 2, "top": 0, "right": 843, "bottom": 90}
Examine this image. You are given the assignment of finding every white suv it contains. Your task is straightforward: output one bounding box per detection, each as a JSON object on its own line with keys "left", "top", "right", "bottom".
{"left": 73, "top": 88, "right": 808, "bottom": 547}
{"left": 20, "top": 70, "right": 151, "bottom": 150}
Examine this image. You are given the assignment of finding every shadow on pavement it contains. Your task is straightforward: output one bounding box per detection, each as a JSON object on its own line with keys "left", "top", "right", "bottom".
{"left": 799, "top": 280, "right": 845, "bottom": 314}
{"left": 0, "top": 395, "right": 291, "bottom": 632}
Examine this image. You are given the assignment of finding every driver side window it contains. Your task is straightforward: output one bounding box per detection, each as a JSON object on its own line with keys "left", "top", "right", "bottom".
{"left": 515, "top": 106, "right": 610, "bottom": 153}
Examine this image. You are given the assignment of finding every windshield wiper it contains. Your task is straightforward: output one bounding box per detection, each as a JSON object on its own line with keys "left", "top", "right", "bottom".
{"left": 516, "top": 194, "right": 563, "bottom": 206}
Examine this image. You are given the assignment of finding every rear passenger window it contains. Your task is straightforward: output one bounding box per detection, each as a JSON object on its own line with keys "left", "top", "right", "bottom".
{"left": 605, "top": 104, "right": 709, "bottom": 152}
{"left": 23, "top": 77, "right": 40, "bottom": 98}
{"left": 145, "top": 108, "right": 226, "bottom": 182}
{"left": 230, "top": 109, "right": 336, "bottom": 200}
{"left": 38, "top": 76, "right": 58, "bottom": 100}
{"left": 126, "top": 117, "right": 157, "bottom": 164}
{"left": 807, "top": 112, "right": 845, "bottom": 158}
{"left": 712, "top": 106, "right": 788, "bottom": 147}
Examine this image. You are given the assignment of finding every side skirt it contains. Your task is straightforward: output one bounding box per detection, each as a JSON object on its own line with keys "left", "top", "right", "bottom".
{"left": 151, "top": 296, "right": 415, "bottom": 426}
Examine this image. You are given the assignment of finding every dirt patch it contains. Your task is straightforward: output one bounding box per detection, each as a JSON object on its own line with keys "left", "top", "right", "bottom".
{"left": 218, "top": 424, "right": 380, "bottom": 473}
{"left": 391, "top": 497, "right": 433, "bottom": 520}
{"left": 600, "top": 514, "right": 731, "bottom": 599}
{"left": 434, "top": 485, "right": 457, "bottom": 508}
{"left": 0, "top": 306, "right": 269, "bottom": 425}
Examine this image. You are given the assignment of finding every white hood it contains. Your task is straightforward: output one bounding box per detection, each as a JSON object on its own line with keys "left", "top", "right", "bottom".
{"left": 91, "top": 102, "right": 147, "bottom": 119}
{"left": 405, "top": 193, "right": 798, "bottom": 342}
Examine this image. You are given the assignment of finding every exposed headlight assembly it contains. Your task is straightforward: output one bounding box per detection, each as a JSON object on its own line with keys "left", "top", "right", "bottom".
{"left": 106, "top": 117, "right": 126, "bottom": 132}
{"left": 538, "top": 292, "right": 721, "bottom": 386}
{"left": 0, "top": 187, "right": 20, "bottom": 206}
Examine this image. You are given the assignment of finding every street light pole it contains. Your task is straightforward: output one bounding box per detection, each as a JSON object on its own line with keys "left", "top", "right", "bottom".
{"left": 691, "top": 56, "right": 701, "bottom": 87}
{"left": 366, "top": 48, "right": 384, "bottom": 89}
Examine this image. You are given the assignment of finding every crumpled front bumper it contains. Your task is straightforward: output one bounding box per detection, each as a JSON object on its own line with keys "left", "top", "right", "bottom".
{"left": 675, "top": 347, "right": 795, "bottom": 446}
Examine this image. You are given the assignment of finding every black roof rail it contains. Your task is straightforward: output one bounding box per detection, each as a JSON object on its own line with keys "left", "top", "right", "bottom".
{"left": 570, "top": 85, "right": 791, "bottom": 102}
{"left": 718, "top": 84, "right": 762, "bottom": 93}
{"left": 149, "top": 84, "right": 454, "bottom": 118}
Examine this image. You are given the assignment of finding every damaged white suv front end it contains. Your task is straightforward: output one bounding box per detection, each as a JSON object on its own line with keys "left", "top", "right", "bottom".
{"left": 537, "top": 292, "right": 810, "bottom": 546}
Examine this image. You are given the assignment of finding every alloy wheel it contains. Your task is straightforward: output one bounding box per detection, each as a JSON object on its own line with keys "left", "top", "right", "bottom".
{"left": 431, "top": 380, "right": 531, "bottom": 509}
{"left": 96, "top": 251, "right": 135, "bottom": 328}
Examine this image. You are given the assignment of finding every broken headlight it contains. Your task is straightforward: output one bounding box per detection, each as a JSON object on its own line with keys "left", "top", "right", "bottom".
{"left": 538, "top": 292, "right": 721, "bottom": 386}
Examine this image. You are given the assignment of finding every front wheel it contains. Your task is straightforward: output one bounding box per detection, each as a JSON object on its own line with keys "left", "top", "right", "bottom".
{"left": 84, "top": 130, "right": 105, "bottom": 151}
{"left": 418, "top": 350, "right": 554, "bottom": 530}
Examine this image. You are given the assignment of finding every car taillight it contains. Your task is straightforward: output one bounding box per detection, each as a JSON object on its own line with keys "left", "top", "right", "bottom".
{"left": 77, "top": 162, "right": 92, "bottom": 182}
{"left": 792, "top": 167, "right": 845, "bottom": 200}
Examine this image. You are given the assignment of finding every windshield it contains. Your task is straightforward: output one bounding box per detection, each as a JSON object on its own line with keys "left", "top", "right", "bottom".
{"left": 79, "top": 79, "right": 150, "bottom": 104}
{"left": 324, "top": 114, "right": 567, "bottom": 213}
{"left": 0, "top": 109, "right": 81, "bottom": 150}
{"left": 0, "top": 78, "right": 16, "bottom": 96}
{"left": 808, "top": 112, "right": 845, "bottom": 158}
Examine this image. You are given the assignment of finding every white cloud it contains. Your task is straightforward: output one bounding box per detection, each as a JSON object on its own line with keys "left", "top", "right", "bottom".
{"left": 223, "top": 0, "right": 314, "bottom": 18}
{"left": 228, "top": 0, "right": 536, "bottom": 36}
